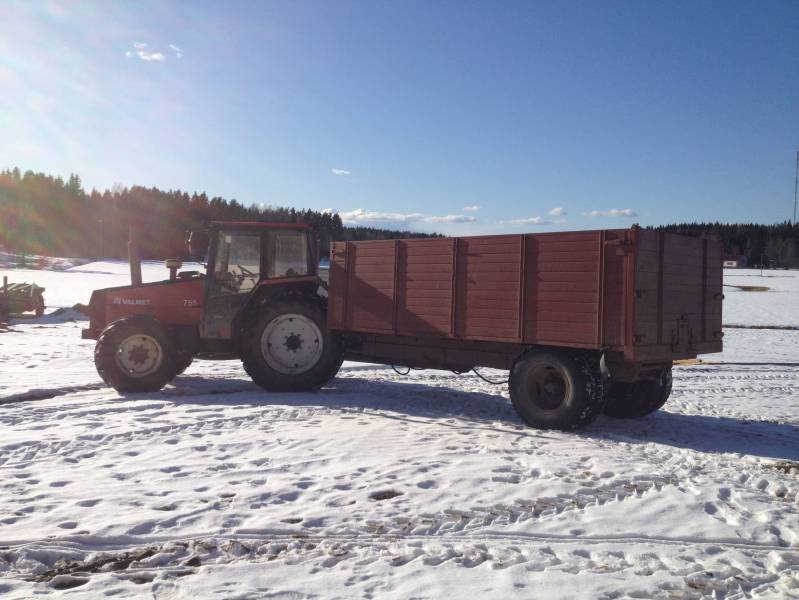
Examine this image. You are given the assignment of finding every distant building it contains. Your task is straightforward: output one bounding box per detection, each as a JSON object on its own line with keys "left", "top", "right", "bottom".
{"left": 723, "top": 254, "right": 746, "bottom": 268}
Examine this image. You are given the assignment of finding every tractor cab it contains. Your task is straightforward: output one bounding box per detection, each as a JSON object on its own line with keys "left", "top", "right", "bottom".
{"left": 199, "top": 222, "right": 319, "bottom": 339}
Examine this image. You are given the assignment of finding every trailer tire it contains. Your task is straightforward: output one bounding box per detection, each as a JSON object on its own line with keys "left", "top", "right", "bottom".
{"left": 604, "top": 367, "right": 672, "bottom": 418}
{"left": 241, "top": 296, "right": 343, "bottom": 392}
{"left": 95, "top": 316, "right": 178, "bottom": 393}
{"left": 509, "top": 349, "right": 606, "bottom": 430}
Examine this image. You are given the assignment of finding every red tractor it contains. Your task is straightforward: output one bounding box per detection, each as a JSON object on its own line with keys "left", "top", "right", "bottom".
{"left": 83, "top": 222, "right": 343, "bottom": 394}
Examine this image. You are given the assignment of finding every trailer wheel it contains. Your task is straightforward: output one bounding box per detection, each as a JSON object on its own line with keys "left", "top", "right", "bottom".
{"left": 603, "top": 367, "right": 673, "bottom": 418}
{"left": 241, "top": 297, "right": 343, "bottom": 392}
{"left": 509, "top": 349, "right": 606, "bottom": 430}
{"left": 95, "top": 316, "right": 177, "bottom": 393}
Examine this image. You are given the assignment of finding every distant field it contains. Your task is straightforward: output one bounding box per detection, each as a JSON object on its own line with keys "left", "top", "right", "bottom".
{"left": 723, "top": 268, "right": 799, "bottom": 327}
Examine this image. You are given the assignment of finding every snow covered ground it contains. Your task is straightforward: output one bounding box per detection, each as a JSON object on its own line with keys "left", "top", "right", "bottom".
{"left": 0, "top": 263, "right": 797, "bottom": 599}
{"left": 724, "top": 268, "right": 799, "bottom": 328}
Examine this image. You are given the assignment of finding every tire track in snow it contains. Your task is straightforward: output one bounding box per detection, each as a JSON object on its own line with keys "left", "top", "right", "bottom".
{"left": 5, "top": 531, "right": 797, "bottom": 600}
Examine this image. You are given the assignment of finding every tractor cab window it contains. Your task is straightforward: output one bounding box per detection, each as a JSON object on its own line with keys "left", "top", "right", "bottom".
{"left": 265, "top": 230, "right": 310, "bottom": 278}
{"left": 213, "top": 232, "right": 261, "bottom": 294}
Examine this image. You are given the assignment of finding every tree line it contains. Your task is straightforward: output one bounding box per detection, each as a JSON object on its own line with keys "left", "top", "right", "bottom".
{"left": 0, "top": 167, "right": 436, "bottom": 260}
{"left": 2, "top": 167, "right": 798, "bottom": 267}
{"left": 650, "top": 222, "right": 799, "bottom": 268}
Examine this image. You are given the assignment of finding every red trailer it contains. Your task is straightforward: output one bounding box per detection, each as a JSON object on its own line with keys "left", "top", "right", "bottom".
{"left": 83, "top": 223, "right": 722, "bottom": 431}
{"left": 327, "top": 227, "right": 722, "bottom": 428}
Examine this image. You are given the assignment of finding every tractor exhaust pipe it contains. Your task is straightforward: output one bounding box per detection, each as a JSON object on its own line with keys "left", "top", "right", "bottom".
{"left": 128, "top": 226, "right": 142, "bottom": 286}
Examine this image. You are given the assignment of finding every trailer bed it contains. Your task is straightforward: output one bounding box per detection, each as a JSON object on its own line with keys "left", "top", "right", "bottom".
{"left": 328, "top": 227, "right": 722, "bottom": 366}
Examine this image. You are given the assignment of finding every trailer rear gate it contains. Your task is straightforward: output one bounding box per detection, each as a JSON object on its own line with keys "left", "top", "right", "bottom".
{"left": 328, "top": 228, "right": 722, "bottom": 366}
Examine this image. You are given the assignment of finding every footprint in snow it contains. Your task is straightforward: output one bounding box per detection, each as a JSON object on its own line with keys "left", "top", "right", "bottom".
{"left": 369, "top": 490, "right": 403, "bottom": 501}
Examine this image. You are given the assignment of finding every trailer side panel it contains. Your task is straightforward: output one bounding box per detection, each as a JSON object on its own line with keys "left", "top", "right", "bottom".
{"left": 330, "top": 230, "right": 631, "bottom": 350}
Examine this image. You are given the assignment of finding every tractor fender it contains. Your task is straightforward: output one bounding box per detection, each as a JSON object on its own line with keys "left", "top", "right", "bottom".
{"left": 100, "top": 313, "right": 188, "bottom": 350}
{"left": 103, "top": 313, "right": 166, "bottom": 332}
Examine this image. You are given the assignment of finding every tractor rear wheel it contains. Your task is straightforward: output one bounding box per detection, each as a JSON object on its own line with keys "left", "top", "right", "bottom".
{"left": 603, "top": 367, "right": 673, "bottom": 418}
{"left": 241, "top": 297, "right": 343, "bottom": 392}
{"left": 509, "top": 349, "right": 606, "bottom": 430}
{"left": 95, "top": 316, "right": 178, "bottom": 393}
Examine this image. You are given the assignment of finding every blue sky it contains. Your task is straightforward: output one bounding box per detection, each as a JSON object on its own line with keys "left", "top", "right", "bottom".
{"left": 1, "top": 1, "right": 797, "bottom": 234}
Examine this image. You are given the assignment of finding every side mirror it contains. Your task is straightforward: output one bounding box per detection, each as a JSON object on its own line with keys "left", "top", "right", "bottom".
{"left": 186, "top": 230, "right": 209, "bottom": 262}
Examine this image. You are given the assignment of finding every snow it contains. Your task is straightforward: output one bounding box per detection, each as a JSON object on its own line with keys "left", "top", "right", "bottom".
{"left": 1, "top": 262, "right": 798, "bottom": 599}
{"left": 723, "top": 268, "right": 799, "bottom": 327}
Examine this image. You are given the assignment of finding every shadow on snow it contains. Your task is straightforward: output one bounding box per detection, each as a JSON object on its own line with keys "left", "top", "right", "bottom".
{"left": 153, "top": 373, "right": 799, "bottom": 462}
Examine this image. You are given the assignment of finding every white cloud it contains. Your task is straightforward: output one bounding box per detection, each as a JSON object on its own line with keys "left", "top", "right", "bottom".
{"left": 581, "top": 208, "right": 637, "bottom": 218}
{"left": 462, "top": 205, "right": 481, "bottom": 212}
{"left": 125, "top": 42, "right": 166, "bottom": 62}
{"left": 548, "top": 207, "right": 566, "bottom": 216}
{"left": 332, "top": 208, "right": 475, "bottom": 226}
{"left": 169, "top": 44, "right": 183, "bottom": 58}
{"left": 138, "top": 51, "right": 165, "bottom": 61}
{"left": 331, "top": 168, "right": 351, "bottom": 176}
{"left": 501, "top": 216, "right": 553, "bottom": 225}
{"left": 338, "top": 208, "right": 422, "bottom": 224}
{"left": 424, "top": 214, "right": 477, "bottom": 224}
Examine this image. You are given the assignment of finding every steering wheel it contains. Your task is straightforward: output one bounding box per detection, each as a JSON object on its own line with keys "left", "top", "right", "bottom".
{"left": 237, "top": 264, "right": 256, "bottom": 279}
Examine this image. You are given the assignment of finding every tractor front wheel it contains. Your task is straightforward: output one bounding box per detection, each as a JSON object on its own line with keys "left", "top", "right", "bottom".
{"left": 241, "top": 297, "right": 343, "bottom": 392}
{"left": 509, "top": 349, "right": 606, "bottom": 430}
{"left": 95, "top": 316, "right": 178, "bottom": 393}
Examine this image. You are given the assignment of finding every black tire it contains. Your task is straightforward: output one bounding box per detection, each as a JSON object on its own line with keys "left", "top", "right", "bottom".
{"left": 604, "top": 367, "right": 673, "bottom": 418}
{"left": 241, "top": 296, "right": 343, "bottom": 392}
{"left": 95, "top": 316, "right": 177, "bottom": 393}
{"left": 509, "top": 349, "right": 606, "bottom": 430}
{"left": 175, "top": 352, "right": 193, "bottom": 375}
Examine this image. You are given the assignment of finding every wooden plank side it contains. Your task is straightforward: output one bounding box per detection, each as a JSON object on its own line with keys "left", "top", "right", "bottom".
{"left": 658, "top": 233, "right": 702, "bottom": 354}
{"left": 704, "top": 240, "right": 723, "bottom": 343}
{"left": 601, "top": 229, "right": 631, "bottom": 348}
{"left": 327, "top": 241, "right": 348, "bottom": 329}
{"left": 632, "top": 229, "right": 660, "bottom": 347}
{"left": 456, "top": 235, "right": 521, "bottom": 340}
{"left": 524, "top": 231, "right": 602, "bottom": 346}
{"left": 397, "top": 238, "right": 454, "bottom": 336}
{"left": 347, "top": 240, "right": 396, "bottom": 333}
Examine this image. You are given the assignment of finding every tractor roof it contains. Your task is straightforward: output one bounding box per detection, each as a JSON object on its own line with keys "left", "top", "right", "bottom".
{"left": 209, "top": 221, "right": 310, "bottom": 230}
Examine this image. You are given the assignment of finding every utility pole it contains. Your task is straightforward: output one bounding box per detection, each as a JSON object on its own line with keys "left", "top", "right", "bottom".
{"left": 794, "top": 150, "right": 798, "bottom": 225}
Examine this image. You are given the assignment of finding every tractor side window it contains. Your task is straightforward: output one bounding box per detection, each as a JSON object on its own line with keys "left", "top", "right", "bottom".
{"left": 213, "top": 232, "right": 261, "bottom": 294}
{"left": 266, "top": 231, "right": 310, "bottom": 278}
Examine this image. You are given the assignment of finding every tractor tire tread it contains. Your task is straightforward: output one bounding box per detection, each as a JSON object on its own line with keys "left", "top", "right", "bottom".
{"left": 95, "top": 316, "right": 177, "bottom": 393}
{"left": 240, "top": 295, "right": 343, "bottom": 392}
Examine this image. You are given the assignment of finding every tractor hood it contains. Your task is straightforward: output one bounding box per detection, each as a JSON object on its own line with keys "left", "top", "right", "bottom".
{"left": 82, "top": 275, "right": 205, "bottom": 340}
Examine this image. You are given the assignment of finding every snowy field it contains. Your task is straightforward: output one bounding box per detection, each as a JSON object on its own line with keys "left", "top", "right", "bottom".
{"left": 0, "top": 263, "right": 797, "bottom": 599}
